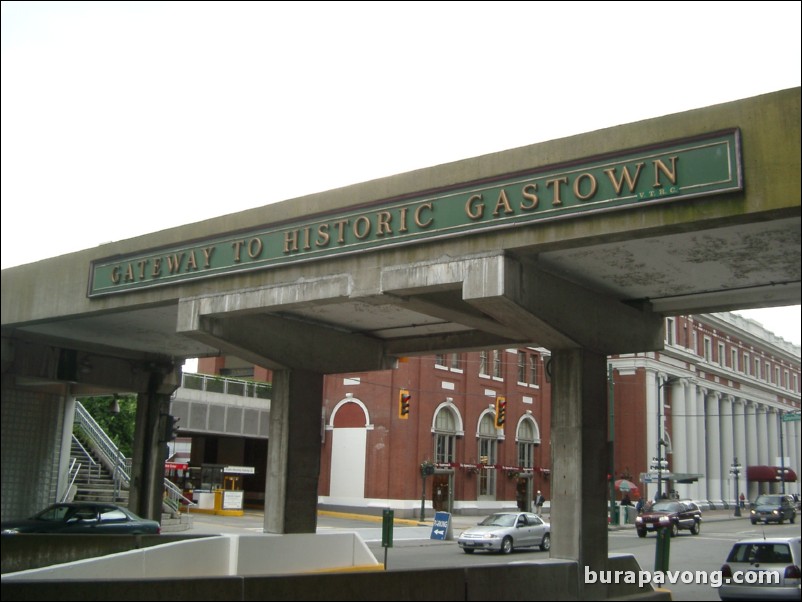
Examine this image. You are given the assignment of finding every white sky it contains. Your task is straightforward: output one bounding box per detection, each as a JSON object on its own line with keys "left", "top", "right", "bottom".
{"left": 1, "top": 1, "right": 800, "bottom": 346}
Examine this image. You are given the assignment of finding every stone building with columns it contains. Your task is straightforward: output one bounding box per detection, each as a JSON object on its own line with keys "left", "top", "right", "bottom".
{"left": 610, "top": 312, "right": 800, "bottom": 505}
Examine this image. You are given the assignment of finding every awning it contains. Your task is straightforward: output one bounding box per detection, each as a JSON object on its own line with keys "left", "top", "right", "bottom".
{"left": 747, "top": 465, "right": 798, "bottom": 482}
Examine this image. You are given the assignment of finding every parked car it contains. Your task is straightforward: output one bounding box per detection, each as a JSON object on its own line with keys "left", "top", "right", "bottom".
{"left": 635, "top": 500, "right": 701, "bottom": 537}
{"left": 750, "top": 494, "right": 797, "bottom": 525}
{"left": 1, "top": 502, "right": 161, "bottom": 534}
{"left": 457, "top": 511, "right": 550, "bottom": 554}
{"left": 719, "top": 536, "right": 801, "bottom": 601}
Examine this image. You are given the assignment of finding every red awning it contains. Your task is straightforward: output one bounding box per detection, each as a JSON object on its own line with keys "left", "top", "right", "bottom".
{"left": 747, "top": 465, "right": 798, "bottom": 482}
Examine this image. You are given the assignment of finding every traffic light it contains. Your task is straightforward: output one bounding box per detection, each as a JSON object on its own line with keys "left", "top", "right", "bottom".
{"left": 495, "top": 396, "right": 507, "bottom": 428}
{"left": 160, "top": 414, "right": 180, "bottom": 442}
{"left": 398, "top": 389, "right": 411, "bottom": 419}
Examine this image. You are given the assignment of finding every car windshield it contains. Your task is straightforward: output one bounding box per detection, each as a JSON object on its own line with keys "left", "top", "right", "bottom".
{"left": 651, "top": 502, "right": 681, "bottom": 513}
{"left": 479, "top": 514, "right": 517, "bottom": 527}
{"left": 727, "top": 543, "right": 793, "bottom": 565}
{"left": 755, "top": 495, "right": 782, "bottom": 505}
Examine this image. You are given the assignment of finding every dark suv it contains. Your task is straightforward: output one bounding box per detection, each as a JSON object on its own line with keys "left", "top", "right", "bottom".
{"left": 635, "top": 500, "right": 701, "bottom": 537}
{"left": 750, "top": 494, "right": 797, "bottom": 525}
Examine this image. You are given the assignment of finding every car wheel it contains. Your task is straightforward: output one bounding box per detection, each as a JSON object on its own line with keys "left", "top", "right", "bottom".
{"left": 779, "top": 517, "right": 785, "bottom": 525}
{"left": 500, "top": 536, "right": 513, "bottom": 554}
{"left": 750, "top": 518, "right": 757, "bottom": 525}
{"left": 690, "top": 521, "right": 700, "bottom": 535}
{"left": 463, "top": 548, "right": 475, "bottom": 554}
{"left": 791, "top": 513, "right": 796, "bottom": 524}
{"left": 540, "top": 533, "right": 551, "bottom": 551}
{"left": 669, "top": 523, "right": 679, "bottom": 537}
{"left": 637, "top": 529, "right": 647, "bottom": 538}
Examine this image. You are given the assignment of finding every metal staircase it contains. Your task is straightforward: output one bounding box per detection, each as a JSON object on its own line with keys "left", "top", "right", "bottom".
{"left": 71, "top": 401, "right": 194, "bottom": 531}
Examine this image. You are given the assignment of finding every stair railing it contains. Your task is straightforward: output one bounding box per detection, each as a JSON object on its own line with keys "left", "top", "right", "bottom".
{"left": 71, "top": 434, "right": 100, "bottom": 482}
{"left": 74, "top": 400, "right": 196, "bottom": 509}
{"left": 61, "top": 457, "right": 82, "bottom": 502}
{"left": 74, "top": 401, "right": 130, "bottom": 497}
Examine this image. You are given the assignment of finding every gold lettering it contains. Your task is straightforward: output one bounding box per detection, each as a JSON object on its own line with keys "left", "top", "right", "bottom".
{"left": 232, "top": 240, "right": 246, "bottom": 261}
{"left": 111, "top": 266, "right": 120, "bottom": 284}
{"left": 167, "top": 253, "right": 184, "bottom": 274}
{"left": 151, "top": 257, "right": 162, "bottom": 278}
{"left": 414, "top": 202, "right": 434, "bottom": 228}
{"left": 248, "top": 237, "right": 263, "bottom": 258}
{"left": 125, "top": 263, "right": 135, "bottom": 283}
{"left": 316, "top": 224, "right": 330, "bottom": 247}
{"left": 653, "top": 156, "right": 678, "bottom": 187}
{"left": 137, "top": 259, "right": 148, "bottom": 280}
{"left": 466, "top": 194, "right": 484, "bottom": 220}
{"left": 202, "top": 246, "right": 215, "bottom": 268}
{"left": 283, "top": 231, "right": 298, "bottom": 254}
{"left": 546, "top": 177, "right": 568, "bottom": 206}
{"left": 492, "top": 189, "right": 514, "bottom": 216}
{"left": 604, "top": 163, "right": 644, "bottom": 195}
{"left": 398, "top": 207, "right": 409, "bottom": 232}
{"left": 333, "top": 220, "right": 349, "bottom": 243}
{"left": 376, "top": 211, "right": 392, "bottom": 236}
{"left": 187, "top": 251, "right": 198, "bottom": 271}
{"left": 302, "top": 228, "right": 311, "bottom": 251}
{"left": 353, "top": 215, "right": 371, "bottom": 239}
{"left": 573, "top": 173, "right": 598, "bottom": 200}
{"left": 520, "top": 183, "right": 539, "bottom": 210}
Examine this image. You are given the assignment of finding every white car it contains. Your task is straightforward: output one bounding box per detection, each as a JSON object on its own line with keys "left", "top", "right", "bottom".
{"left": 719, "top": 536, "right": 801, "bottom": 601}
{"left": 457, "top": 512, "right": 550, "bottom": 554}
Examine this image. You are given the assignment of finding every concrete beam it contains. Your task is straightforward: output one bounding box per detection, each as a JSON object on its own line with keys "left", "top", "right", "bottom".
{"left": 464, "top": 255, "right": 664, "bottom": 353}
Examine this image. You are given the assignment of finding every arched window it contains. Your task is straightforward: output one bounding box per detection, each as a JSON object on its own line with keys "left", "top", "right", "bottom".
{"left": 478, "top": 413, "right": 499, "bottom": 499}
{"left": 516, "top": 417, "right": 540, "bottom": 469}
{"left": 434, "top": 406, "right": 457, "bottom": 464}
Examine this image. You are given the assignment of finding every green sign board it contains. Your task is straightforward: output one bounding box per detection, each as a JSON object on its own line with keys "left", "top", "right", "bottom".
{"left": 781, "top": 412, "right": 801, "bottom": 422}
{"left": 89, "top": 129, "right": 742, "bottom": 297}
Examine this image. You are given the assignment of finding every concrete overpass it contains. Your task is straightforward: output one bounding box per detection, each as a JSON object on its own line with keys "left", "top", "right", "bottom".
{"left": 2, "top": 87, "right": 799, "bottom": 596}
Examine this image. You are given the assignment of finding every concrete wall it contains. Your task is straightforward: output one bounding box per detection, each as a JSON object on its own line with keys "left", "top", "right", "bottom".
{"left": 1, "top": 553, "right": 670, "bottom": 601}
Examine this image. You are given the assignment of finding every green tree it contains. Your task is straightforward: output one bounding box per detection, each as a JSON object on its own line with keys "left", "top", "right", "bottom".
{"left": 77, "top": 395, "right": 137, "bottom": 457}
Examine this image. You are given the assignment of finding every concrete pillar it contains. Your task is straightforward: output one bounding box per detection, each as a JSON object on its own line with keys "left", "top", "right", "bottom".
{"left": 705, "top": 391, "right": 721, "bottom": 502}
{"left": 719, "top": 396, "right": 735, "bottom": 503}
{"left": 129, "top": 364, "right": 178, "bottom": 521}
{"left": 744, "top": 401, "right": 759, "bottom": 500}
{"left": 685, "top": 380, "right": 700, "bottom": 500}
{"left": 265, "top": 369, "right": 324, "bottom": 534}
{"left": 670, "top": 378, "right": 688, "bottom": 498}
{"left": 792, "top": 420, "right": 801, "bottom": 497}
{"left": 56, "top": 395, "right": 77, "bottom": 503}
{"left": 550, "top": 348, "right": 608, "bottom": 598}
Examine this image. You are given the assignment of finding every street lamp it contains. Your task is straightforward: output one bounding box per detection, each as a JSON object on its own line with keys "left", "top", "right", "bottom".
{"left": 655, "top": 375, "right": 678, "bottom": 500}
{"left": 729, "top": 458, "right": 742, "bottom": 517}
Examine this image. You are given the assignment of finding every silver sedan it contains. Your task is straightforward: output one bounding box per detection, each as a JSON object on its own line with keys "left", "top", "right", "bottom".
{"left": 457, "top": 511, "right": 551, "bottom": 554}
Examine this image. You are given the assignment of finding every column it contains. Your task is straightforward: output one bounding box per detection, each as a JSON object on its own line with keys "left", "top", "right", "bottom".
{"left": 696, "top": 386, "right": 708, "bottom": 501}
{"left": 732, "top": 399, "right": 746, "bottom": 505}
{"left": 767, "top": 409, "right": 780, "bottom": 493}
{"left": 744, "top": 401, "right": 759, "bottom": 501}
{"left": 705, "top": 390, "right": 721, "bottom": 502}
{"left": 550, "top": 348, "right": 609, "bottom": 598}
{"left": 793, "top": 420, "right": 802, "bottom": 497}
{"left": 265, "top": 369, "right": 325, "bottom": 534}
{"left": 685, "top": 380, "right": 700, "bottom": 500}
{"left": 719, "top": 395, "right": 735, "bottom": 503}
{"left": 756, "top": 404, "right": 769, "bottom": 495}
{"left": 645, "top": 369, "right": 659, "bottom": 501}
{"left": 670, "top": 378, "right": 688, "bottom": 498}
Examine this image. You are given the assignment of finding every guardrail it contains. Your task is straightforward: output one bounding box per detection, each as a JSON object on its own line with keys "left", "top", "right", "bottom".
{"left": 179, "top": 372, "right": 271, "bottom": 399}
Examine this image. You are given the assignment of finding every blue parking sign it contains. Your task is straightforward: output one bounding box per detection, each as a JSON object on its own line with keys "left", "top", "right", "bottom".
{"left": 430, "top": 511, "right": 452, "bottom": 540}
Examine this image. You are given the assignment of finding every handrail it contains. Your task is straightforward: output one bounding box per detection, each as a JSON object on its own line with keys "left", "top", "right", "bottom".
{"left": 61, "top": 458, "right": 82, "bottom": 502}
{"left": 71, "top": 434, "right": 100, "bottom": 481}
{"left": 74, "top": 401, "right": 130, "bottom": 496}
{"left": 74, "top": 400, "right": 195, "bottom": 508}
{"left": 176, "top": 372, "right": 272, "bottom": 399}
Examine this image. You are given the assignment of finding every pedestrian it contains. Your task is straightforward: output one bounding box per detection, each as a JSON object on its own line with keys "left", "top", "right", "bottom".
{"left": 621, "top": 494, "right": 632, "bottom": 506}
{"left": 535, "top": 490, "right": 545, "bottom": 514}
{"left": 636, "top": 497, "right": 645, "bottom": 514}
{"left": 739, "top": 493, "right": 745, "bottom": 509}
